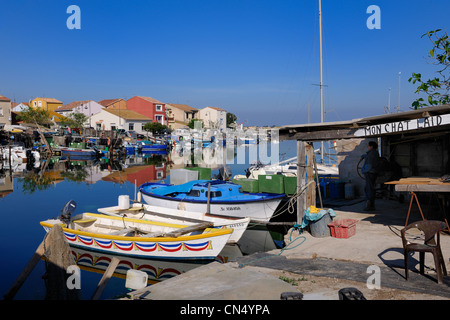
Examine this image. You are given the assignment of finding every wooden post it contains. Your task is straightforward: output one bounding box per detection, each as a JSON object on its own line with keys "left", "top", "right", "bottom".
{"left": 91, "top": 257, "right": 120, "bottom": 300}
{"left": 3, "top": 241, "right": 46, "bottom": 300}
{"left": 296, "top": 140, "right": 306, "bottom": 225}
{"left": 305, "top": 143, "right": 316, "bottom": 208}
{"left": 4, "top": 224, "right": 80, "bottom": 300}
{"left": 313, "top": 152, "right": 323, "bottom": 208}
{"left": 206, "top": 182, "right": 211, "bottom": 214}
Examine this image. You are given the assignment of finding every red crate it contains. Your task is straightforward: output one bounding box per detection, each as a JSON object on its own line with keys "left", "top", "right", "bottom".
{"left": 328, "top": 219, "right": 358, "bottom": 239}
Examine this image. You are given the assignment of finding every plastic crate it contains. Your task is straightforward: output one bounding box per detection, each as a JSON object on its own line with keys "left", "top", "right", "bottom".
{"left": 232, "top": 178, "right": 259, "bottom": 193}
{"left": 185, "top": 167, "right": 211, "bottom": 180}
{"left": 328, "top": 219, "right": 358, "bottom": 238}
{"left": 284, "top": 176, "right": 297, "bottom": 195}
{"left": 258, "top": 174, "right": 285, "bottom": 194}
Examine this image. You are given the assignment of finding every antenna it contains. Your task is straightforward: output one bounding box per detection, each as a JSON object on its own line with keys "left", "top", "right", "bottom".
{"left": 397, "top": 72, "right": 401, "bottom": 112}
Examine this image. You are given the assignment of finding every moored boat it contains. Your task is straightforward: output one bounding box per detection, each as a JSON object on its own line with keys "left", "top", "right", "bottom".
{"left": 60, "top": 146, "right": 102, "bottom": 159}
{"left": 139, "top": 180, "right": 285, "bottom": 222}
{"left": 40, "top": 210, "right": 232, "bottom": 260}
{"left": 97, "top": 202, "right": 250, "bottom": 244}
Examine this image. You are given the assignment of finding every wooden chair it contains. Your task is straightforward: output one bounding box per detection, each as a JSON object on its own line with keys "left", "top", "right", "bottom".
{"left": 401, "top": 220, "right": 447, "bottom": 284}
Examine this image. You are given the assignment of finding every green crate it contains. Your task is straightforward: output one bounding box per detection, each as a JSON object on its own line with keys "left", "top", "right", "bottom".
{"left": 185, "top": 167, "right": 211, "bottom": 180}
{"left": 284, "top": 176, "right": 297, "bottom": 195}
{"left": 258, "top": 174, "right": 285, "bottom": 194}
{"left": 232, "top": 178, "right": 259, "bottom": 193}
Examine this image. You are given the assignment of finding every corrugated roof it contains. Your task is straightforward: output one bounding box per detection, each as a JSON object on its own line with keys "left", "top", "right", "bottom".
{"left": 279, "top": 104, "right": 450, "bottom": 140}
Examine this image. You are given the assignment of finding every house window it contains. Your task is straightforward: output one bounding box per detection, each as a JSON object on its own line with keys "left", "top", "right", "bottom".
{"left": 38, "top": 101, "right": 42, "bottom": 107}
{"left": 96, "top": 123, "right": 101, "bottom": 130}
{"left": 0, "top": 108, "right": 3, "bottom": 116}
{"left": 156, "top": 104, "right": 163, "bottom": 112}
{"left": 33, "top": 101, "right": 37, "bottom": 107}
{"left": 111, "top": 123, "right": 117, "bottom": 131}
{"left": 129, "top": 123, "right": 134, "bottom": 131}
{"left": 155, "top": 115, "right": 163, "bottom": 124}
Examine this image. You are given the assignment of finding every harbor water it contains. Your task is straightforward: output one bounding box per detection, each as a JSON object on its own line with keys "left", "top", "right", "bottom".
{"left": 0, "top": 139, "right": 312, "bottom": 300}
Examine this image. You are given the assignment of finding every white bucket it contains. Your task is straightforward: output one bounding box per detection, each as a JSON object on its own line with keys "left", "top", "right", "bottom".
{"left": 125, "top": 269, "right": 148, "bottom": 290}
{"left": 118, "top": 195, "right": 130, "bottom": 209}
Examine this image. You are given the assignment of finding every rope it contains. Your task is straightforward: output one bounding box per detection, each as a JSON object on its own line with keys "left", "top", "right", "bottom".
{"left": 237, "top": 223, "right": 306, "bottom": 268}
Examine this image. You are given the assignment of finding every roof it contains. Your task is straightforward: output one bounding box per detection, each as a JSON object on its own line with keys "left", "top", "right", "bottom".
{"left": 167, "top": 103, "right": 198, "bottom": 112}
{"left": 103, "top": 108, "right": 152, "bottom": 120}
{"left": 279, "top": 104, "right": 450, "bottom": 141}
{"left": 98, "top": 98, "right": 124, "bottom": 107}
{"left": 0, "top": 94, "right": 11, "bottom": 102}
{"left": 134, "top": 96, "right": 165, "bottom": 104}
{"left": 33, "top": 97, "right": 62, "bottom": 104}
{"left": 203, "top": 106, "right": 226, "bottom": 112}
{"left": 58, "top": 100, "right": 91, "bottom": 111}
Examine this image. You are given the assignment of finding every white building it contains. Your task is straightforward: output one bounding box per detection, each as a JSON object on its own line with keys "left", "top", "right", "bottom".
{"left": 89, "top": 108, "right": 152, "bottom": 134}
{"left": 56, "top": 100, "right": 103, "bottom": 127}
{"left": 11, "top": 102, "right": 30, "bottom": 112}
{"left": 198, "top": 107, "right": 227, "bottom": 131}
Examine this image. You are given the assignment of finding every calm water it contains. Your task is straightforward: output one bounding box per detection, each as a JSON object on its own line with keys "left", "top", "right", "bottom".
{"left": 0, "top": 140, "right": 303, "bottom": 300}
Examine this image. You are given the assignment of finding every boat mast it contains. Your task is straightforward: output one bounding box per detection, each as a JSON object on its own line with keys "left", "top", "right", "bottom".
{"left": 319, "top": 0, "right": 324, "bottom": 163}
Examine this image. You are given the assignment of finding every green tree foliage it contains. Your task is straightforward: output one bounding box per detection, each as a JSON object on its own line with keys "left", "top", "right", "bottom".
{"left": 409, "top": 29, "right": 449, "bottom": 109}
{"left": 187, "top": 119, "right": 204, "bottom": 129}
{"left": 62, "top": 112, "right": 88, "bottom": 128}
{"left": 17, "top": 108, "right": 52, "bottom": 126}
{"left": 226, "top": 112, "right": 237, "bottom": 127}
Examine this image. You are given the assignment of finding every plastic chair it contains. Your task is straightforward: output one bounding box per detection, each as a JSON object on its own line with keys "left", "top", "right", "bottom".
{"left": 401, "top": 220, "right": 447, "bottom": 284}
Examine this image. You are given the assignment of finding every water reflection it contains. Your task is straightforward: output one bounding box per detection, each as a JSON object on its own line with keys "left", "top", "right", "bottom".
{"left": 69, "top": 225, "right": 280, "bottom": 289}
{"left": 1, "top": 142, "right": 285, "bottom": 198}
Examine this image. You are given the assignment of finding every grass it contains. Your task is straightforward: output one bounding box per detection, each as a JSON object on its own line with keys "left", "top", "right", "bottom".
{"left": 279, "top": 276, "right": 311, "bottom": 286}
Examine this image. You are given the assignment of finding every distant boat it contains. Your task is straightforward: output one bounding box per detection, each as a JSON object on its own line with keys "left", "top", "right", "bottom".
{"left": 97, "top": 202, "right": 250, "bottom": 244}
{"left": 235, "top": 156, "right": 339, "bottom": 180}
{"left": 139, "top": 180, "right": 285, "bottom": 222}
{"left": 40, "top": 212, "right": 232, "bottom": 260}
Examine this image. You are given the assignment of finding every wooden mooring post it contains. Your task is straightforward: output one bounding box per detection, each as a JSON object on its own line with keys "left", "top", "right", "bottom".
{"left": 91, "top": 257, "right": 120, "bottom": 300}
{"left": 4, "top": 224, "right": 80, "bottom": 300}
{"left": 296, "top": 140, "right": 306, "bottom": 224}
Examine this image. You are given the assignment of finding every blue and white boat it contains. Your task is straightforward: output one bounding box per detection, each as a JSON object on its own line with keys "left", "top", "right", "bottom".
{"left": 139, "top": 180, "right": 285, "bottom": 222}
{"left": 60, "top": 146, "right": 101, "bottom": 159}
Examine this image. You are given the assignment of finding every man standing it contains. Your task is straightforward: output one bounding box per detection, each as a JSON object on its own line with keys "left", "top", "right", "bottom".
{"left": 361, "top": 141, "right": 379, "bottom": 211}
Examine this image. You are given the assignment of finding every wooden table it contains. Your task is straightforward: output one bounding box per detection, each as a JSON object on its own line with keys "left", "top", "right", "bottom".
{"left": 385, "top": 177, "right": 450, "bottom": 229}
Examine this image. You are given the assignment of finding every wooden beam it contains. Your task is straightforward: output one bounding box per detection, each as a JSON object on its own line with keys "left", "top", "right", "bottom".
{"left": 296, "top": 140, "right": 306, "bottom": 224}
{"left": 91, "top": 257, "right": 120, "bottom": 300}
{"left": 305, "top": 144, "right": 316, "bottom": 208}
{"left": 4, "top": 241, "right": 45, "bottom": 300}
{"left": 280, "top": 128, "right": 357, "bottom": 141}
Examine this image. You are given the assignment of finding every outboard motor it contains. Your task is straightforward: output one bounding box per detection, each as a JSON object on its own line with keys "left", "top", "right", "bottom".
{"left": 60, "top": 200, "right": 77, "bottom": 227}
{"left": 218, "top": 166, "right": 232, "bottom": 181}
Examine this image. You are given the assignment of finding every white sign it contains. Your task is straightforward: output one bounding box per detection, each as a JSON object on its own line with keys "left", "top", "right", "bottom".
{"left": 354, "top": 114, "right": 450, "bottom": 137}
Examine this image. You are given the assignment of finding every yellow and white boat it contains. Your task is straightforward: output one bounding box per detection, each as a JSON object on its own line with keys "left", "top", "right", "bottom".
{"left": 40, "top": 212, "right": 232, "bottom": 260}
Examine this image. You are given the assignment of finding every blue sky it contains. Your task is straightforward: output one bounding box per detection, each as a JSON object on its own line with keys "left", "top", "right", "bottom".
{"left": 0, "top": 0, "right": 449, "bottom": 126}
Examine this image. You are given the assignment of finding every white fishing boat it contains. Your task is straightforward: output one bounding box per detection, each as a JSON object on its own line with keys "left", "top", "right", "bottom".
{"left": 97, "top": 202, "right": 250, "bottom": 244}
{"left": 139, "top": 180, "right": 285, "bottom": 223}
{"left": 234, "top": 156, "right": 339, "bottom": 180}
